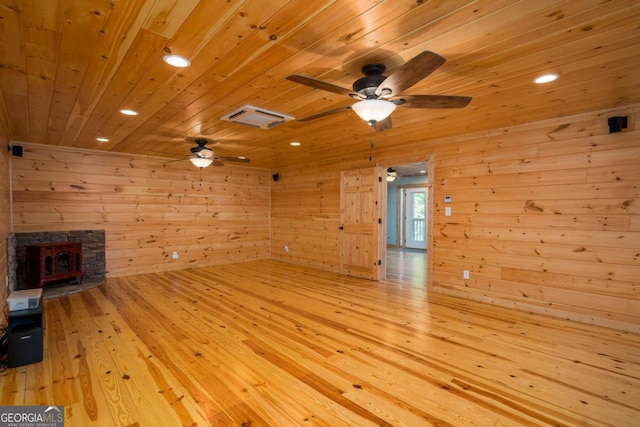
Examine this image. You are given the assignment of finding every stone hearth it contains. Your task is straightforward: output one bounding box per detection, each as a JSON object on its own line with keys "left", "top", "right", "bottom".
{"left": 40, "top": 278, "right": 105, "bottom": 300}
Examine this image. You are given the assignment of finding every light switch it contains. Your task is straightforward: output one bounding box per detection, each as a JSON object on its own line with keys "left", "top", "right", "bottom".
{"left": 445, "top": 206, "right": 452, "bottom": 216}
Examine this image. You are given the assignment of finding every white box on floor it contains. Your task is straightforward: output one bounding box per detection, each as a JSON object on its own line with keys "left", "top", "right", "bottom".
{"left": 7, "top": 288, "right": 43, "bottom": 311}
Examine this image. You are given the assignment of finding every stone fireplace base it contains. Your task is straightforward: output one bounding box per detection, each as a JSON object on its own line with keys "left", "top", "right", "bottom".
{"left": 7, "top": 230, "right": 106, "bottom": 297}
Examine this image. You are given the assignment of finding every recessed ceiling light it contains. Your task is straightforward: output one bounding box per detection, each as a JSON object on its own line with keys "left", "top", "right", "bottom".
{"left": 419, "top": 170, "right": 426, "bottom": 174}
{"left": 119, "top": 109, "right": 138, "bottom": 116}
{"left": 290, "top": 141, "right": 301, "bottom": 146}
{"left": 534, "top": 73, "right": 559, "bottom": 84}
{"left": 163, "top": 54, "right": 191, "bottom": 68}
{"left": 96, "top": 137, "right": 109, "bottom": 142}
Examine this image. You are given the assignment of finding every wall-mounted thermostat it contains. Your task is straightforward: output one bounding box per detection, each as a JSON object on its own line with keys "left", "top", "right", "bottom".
{"left": 444, "top": 195, "right": 452, "bottom": 203}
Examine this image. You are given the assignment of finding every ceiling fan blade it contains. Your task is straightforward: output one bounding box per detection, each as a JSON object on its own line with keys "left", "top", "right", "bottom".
{"left": 397, "top": 94, "right": 472, "bottom": 109}
{"left": 216, "top": 156, "right": 250, "bottom": 163}
{"left": 211, "top": 159, "right": 224, "bottom": 167}
{"left": 297, "top": 105, "right": 352, "bottom": 122}
{"left": 162, "top": 157, "right": 187, "bottom": 164}
{"left": 286, "top": 74, "right": 355, "bottom": 96}
{"left": 375, "top": 51, "right": 446, "bottom": 97}
{"left": 372, "top": 116, "right": 392, "bottom": 132}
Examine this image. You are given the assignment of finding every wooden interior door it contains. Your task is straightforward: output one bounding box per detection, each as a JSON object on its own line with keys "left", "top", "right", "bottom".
{"left": 339, "top": 167, "right": 383, "bottom": 280}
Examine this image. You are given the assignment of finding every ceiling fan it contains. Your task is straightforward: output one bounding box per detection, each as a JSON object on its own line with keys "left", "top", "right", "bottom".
{"left": 177, "top": 137, "right": 250, "bottom": 168}
{"left": 286, "top": 50, "right": 471, "bottom": 131}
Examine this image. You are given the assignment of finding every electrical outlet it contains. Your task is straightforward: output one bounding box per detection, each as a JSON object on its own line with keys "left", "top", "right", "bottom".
{"left": 445, "top": 206, "right": 452, "bottom": 217}
{"left": 172, "top": 251, "right": 179, "bottom": 260}
{"left": 284, "top": 245, "right": 289, "bottom": 253}
{"left": 463, "top": 270, "right": 470, "bottom": 280}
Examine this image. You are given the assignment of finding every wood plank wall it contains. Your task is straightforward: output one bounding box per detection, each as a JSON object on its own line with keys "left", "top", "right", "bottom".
{"left": 271, "top": 104, "right": 640, "bottom": 333}
{"left": 10, "top": 145, "right": 270, "bottom": 278}
{"left": 271, "top": 163, "right": 341, "bottom": 271}
{"left": 0, "top": 133, "right": 10, "bottom": 309}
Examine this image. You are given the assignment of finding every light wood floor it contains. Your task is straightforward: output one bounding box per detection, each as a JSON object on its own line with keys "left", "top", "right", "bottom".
{"left": 386, "top": 248, "right": 427, "bottom": 286}
{"left": 1, "top": 260, "right": 638, "bottom": 426}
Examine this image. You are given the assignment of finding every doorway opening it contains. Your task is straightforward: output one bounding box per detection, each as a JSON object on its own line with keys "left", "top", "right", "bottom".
{"left": 384, "top": 162, "right": 429, "bottom": 286}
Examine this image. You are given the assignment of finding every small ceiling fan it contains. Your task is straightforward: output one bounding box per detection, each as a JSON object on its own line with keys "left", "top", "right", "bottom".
{"left": 173, "top": 137, "right": 250, "bottom": 168}
{"left": 286, "top": 50, "right": 471, "bottom": 131}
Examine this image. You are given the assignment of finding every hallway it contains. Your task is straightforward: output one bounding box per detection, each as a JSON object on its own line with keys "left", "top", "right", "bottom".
{"left": 386, "top": 248, "right": 426, "bottom": 286}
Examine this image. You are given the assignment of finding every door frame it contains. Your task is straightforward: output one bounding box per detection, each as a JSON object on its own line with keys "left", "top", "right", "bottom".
{"left": 379, "top": 154, "right": 434, "bottom": 290}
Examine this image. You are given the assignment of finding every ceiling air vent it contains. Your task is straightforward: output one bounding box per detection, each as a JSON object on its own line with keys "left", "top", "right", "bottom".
{"left": 220, "top": 105, "right": 294, "bottom": 129}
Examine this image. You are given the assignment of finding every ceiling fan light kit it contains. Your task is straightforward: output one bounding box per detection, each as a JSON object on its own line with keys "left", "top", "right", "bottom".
{"left": 190, "top": 156, "right": 213, "bottom": 168}
{"left": 352, "top": 99, "right": 396, "bottom": 124}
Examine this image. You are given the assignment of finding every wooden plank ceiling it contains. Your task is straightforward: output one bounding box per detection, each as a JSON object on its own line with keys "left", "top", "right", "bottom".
{"left": 1, "top": 0, "right": 639, "bottom": 169}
